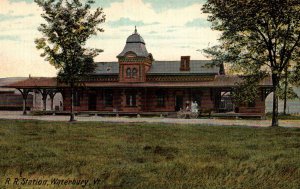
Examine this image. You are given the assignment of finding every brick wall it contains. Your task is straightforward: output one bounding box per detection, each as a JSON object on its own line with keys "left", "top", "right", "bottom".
{"left": 142, "top": 89, "right": 175, "bottom": 112}
{"left": 238, "top": 96, "right": 265, "bottom": 114}
{"left": 142, "top": 89, "right": 214, "bottom": 112}
{"left": 62, "top": 88, "right": 265, "bottom": 115}
{"left": 201, "top": 89, "right": 214, "bottom": 111}
{"left": 0, "top": 92, "right": 33, "bottom": 110}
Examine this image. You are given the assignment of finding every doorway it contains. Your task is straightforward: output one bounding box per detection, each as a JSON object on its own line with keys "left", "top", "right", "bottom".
{"left": 88, "top": 93, "right": 97, "bottom": 111}
{"left": 175, "top": 95, "right": 183, "bottom": 111}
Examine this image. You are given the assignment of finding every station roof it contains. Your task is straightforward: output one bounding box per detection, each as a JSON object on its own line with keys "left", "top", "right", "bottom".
{"left": 94, "top": 60, "right": 220, "bottom": 75}
{"left": 2, "top": 75, "right": 272, "bottom": 89}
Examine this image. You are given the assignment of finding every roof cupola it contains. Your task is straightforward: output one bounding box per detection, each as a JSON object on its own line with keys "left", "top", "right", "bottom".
{"left": 117, "top": 27, "right": 149, "bottom": 58}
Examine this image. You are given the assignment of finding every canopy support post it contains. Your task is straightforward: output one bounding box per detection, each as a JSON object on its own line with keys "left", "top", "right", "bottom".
{"left": 38, "top": 89, "right": 49, "bottom": 111}
{"left": 48, "top": 91, "right": 58, "bottom": 111}
{"left": 18, "top": 89, "right": 31, "bottom": 115}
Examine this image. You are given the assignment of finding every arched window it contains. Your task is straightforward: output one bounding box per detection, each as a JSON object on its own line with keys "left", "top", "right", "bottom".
{"left": 132, "top": 68, "right": 137, "bottom": 78}
{"left": 126, "top": 68, "right": 131, "bottom": 78}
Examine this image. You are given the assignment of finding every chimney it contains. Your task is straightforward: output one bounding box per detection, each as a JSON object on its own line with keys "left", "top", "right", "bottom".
{"left": 180, "top": 56, "right": 190, "bottom": 71}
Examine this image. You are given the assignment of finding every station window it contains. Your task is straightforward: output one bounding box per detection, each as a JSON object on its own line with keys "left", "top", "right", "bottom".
{"left": 126, "top": 94, "right": 136, "bottom": 107}
{"left": 156, "top": 90, "right": 165, "bottom": 107}
{"left": 104, "top": 91, "right": 113, "bottom": 107}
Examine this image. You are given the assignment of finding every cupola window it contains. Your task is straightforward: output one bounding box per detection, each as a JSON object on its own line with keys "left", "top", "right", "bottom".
{"left": 126, "top": 68, "right": 131, "bottom": 78}
{"left": 132, "top": 68, "right": 138, "bottom": 78}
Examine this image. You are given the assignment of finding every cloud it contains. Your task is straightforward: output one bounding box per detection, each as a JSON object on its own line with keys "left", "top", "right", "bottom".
{"left": 166, "top": 29, "right": 176, "bottom": 32}
{"left": 92, "top": 0, "right": 124, "bottom": 8}
{"left": 185, "top": 18, "right": 211, "bottom": 28}
{"left": 0, "top": 40, "right": 57, "bottom": 77}
{"left": 105, "top": 0, "right": 207, "bottom": 27}
{"left": 0, "top": 13, "right": 34, "bottom": 22}
{"left": 0, "top": 0, "right": 55, "bottom": 77}
{"left": 1, "top": 0, "right": 41, "bottom": 16}
{"left": 11, "top": 0, "right": 208, "bottom": 11}
{"left": 108, "top": 17, "right": 159, "bottom": 28}
{"left": 179, "top": 45, "right": 194, "bottom": 49}
{"left": 0, "top": 0, "right": 220, "bottom": 77}
{"left": 9, "top": 0, "right": 124, "bottom": 8}
{"left": 149, "top": 31, "right": 158, "bottom": 34}
{"left": 9, "top": 0, "right": 30, "bottom": 1}
{"left": 143, "top": 0, "right": 206, "bottom": 12}
{"left": 0, "top": 35, "right": 21, "bottom": 41}
{"left": 9, "top": 0, "right": 32, "bottom": 2}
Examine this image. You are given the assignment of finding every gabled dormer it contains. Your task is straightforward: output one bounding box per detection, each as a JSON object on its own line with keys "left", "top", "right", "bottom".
{"left": 117, "top": 27, "right": 153, "bottom": 82}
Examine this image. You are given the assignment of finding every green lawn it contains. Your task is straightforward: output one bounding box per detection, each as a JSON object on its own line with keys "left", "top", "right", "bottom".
{"left": 0, "top": 120, "right": 299, "bottom": 189}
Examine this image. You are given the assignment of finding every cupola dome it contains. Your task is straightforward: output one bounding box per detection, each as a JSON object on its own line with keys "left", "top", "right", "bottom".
{"left": 117, "top": 27, "right": 149, "bottom": 58}
{"left": 126, "top": 27, "right": 146, "bottom": 44}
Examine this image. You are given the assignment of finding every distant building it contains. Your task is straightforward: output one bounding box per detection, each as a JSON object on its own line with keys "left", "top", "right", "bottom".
{"left": 0, "top": 77, "right": 32, "bottom": 110}
{"left": 0, "top": 77, "right": 63, "bottom": 112}
{"left": 4, "top": 28, "right": 272, "bottom": 116}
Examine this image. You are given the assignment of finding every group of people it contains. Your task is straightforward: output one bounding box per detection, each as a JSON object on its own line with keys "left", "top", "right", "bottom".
{"left": 185, "top": 101, "right": 199, "bottom": 113}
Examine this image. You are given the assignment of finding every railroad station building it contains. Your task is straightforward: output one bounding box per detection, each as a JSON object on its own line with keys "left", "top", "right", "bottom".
{"left": 5, "top": 28, "right": 272, "bottom": 117}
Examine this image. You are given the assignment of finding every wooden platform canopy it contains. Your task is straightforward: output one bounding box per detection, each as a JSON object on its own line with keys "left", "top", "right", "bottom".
{"left": 2, "top": 75, "right": 273, "bottom": 115}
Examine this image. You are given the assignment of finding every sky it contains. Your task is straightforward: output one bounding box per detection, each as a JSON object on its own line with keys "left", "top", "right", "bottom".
{"left": 0, "top": 0, "right": 220, "bottom": 77}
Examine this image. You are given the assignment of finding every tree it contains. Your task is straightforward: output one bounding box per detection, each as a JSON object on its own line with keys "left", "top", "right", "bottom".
{"left": 202, "top": 0, "right": 300, "bottom": 126}
{"left": 35, "top": 0, "right": 105, "bottom": 121}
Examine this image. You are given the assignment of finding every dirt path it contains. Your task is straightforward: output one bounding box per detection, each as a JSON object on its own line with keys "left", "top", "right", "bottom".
{"left": 0, "top": 111, "right": 299, "bottom": 128}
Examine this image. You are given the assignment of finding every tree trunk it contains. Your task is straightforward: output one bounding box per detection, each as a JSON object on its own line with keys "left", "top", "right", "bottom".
{"left": 283, "top": 66, "right": 288, "bottom": 115}
{"left": 69, "top": 87, "right": 75, "bottom": 122}
{"left": 271, "top": 73, "right": 279, "bottom": 127}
